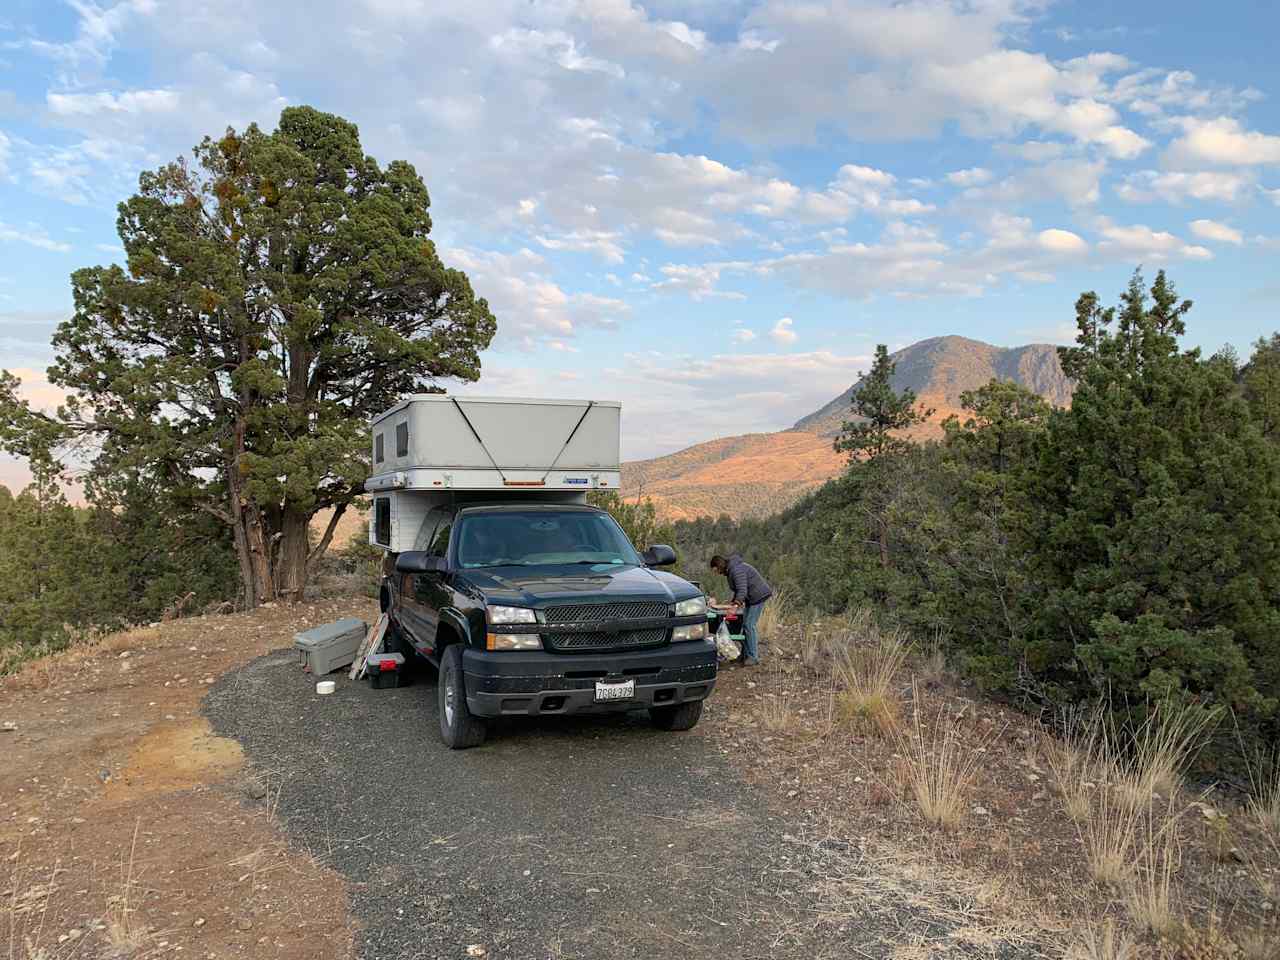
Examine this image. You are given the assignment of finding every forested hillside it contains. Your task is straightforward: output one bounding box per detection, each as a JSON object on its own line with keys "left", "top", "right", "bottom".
{"left": 670, "top": 272, "right": 1280, "bottom": 771}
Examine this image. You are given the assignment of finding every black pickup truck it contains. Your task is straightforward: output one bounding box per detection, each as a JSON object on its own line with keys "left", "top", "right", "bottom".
{"left": 379, "top": 501, "right": 717, "bottom": 748}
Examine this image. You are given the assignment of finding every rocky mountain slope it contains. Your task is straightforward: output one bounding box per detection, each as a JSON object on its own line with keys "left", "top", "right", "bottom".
{"left": 622, "top": 335, "right": 1073, "bottom": 520}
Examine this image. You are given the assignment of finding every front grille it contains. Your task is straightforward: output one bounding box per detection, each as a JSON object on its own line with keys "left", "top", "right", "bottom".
{"left": 544, "top": 601, "right": 669, "bottom": 623}
{"left": 544, "top": 628, "right": 667, "bottom": 652}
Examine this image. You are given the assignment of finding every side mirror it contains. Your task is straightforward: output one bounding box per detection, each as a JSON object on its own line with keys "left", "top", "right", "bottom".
{"left": 395, "top": 551, "right": 448, "bottom": 574}
{"left": 642, "top": 544, "right": 677, "bottom": 567}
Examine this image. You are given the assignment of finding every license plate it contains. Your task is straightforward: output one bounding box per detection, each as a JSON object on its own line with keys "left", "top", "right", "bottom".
{"left": 594, "top": 679, "right": 635, "bottom": 702}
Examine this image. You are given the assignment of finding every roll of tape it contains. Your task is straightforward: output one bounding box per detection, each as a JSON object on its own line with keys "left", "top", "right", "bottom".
{"left": 316, "top": 680, "right": 336, "bottom": 695}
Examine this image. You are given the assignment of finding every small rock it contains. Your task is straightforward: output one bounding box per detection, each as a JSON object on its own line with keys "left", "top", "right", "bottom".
{"left": 522, "top": 869, "right": 531, "bottom": 877}
{"left": 70, "top": 817, "right": 86, "bottom": 824}
{"left": 194, "top": 918, "right": 205, "bottom": 928}
{"left": 202, "top": 678, "right": 215, "bottom": 685}
{"left": 67, "top": 929, "right": 81, "bottom": 940}
{"left": 244, "top": 780, "right": 268, "bottom": 800}
{"left": 98, "top": 769, "right": 112, "bottom": 784}
{"left": 1031, "top": 790, "right": 1048, "bottom": 802}
{"left": 1229, "top": 848, "right": 1246, "bottom": 864}
{"left": 972, "top": 805, "right": 990, "bottom": 816}
{"left": 786, "top": 789, "right": 798, "bottom": 798}
{"left": 1, "top": 721, "right": 16, "bottom": 732}
{"left": 466, "top": 946, "right": 487, "bottom": 958}
{"left": 236, "top": 918, "right": 252, "bottom": 932}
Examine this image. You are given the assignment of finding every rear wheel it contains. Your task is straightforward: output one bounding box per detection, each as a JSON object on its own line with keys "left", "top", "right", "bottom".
{"left": 649, "top": 700, "right": 703, "bottom": 731}
{"left": 438, "top": 644, "right": 487, "bottom": 749}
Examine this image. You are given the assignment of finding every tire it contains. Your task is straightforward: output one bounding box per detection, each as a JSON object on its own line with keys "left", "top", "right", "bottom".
{"left": 438, "top": 644, "right": 487, "bottom": 749}
{"left": 649, "top": 699, "right": 703, "bottom": 731}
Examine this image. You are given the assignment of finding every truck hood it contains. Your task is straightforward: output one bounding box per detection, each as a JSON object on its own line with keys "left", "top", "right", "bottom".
{"left": 461, "top": 564, "right": 697, "bottom": 608}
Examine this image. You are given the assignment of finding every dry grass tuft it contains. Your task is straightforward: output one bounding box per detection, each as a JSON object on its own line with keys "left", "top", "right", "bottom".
{"left": 1245, "top": 746, "right": 1280, "bottom": 838}
{"left": 1043, "top": 705, "right": 1109, "bottom": 822}
{"left": 755, "top": 587, "right": 789, "bottom": 644}
{"left": 1063, "top": 920, "right": 1139, "bottom": 960}
{"left": 1116, "top": 702, "right": 1219, "bottom": 810}
{"left": 105, "top": 820, "right": 148, "bottom": 953}
{"left": 918, "top": 627, "right": 948, "bottom": 684}
{"left": 893, "top": 682, "right": 983, "bottom": 830}
{"left": 1079, "top": 778, "right": 1147, "bottom": 886}
{"left": 760, "top": 691, "right": 797, "bottom": 734}
{"left": 833, "top": 629, "right": 909, "bottom": 737}
{"left": 1124, "top": 799, "right": 1183, "bottom": 939}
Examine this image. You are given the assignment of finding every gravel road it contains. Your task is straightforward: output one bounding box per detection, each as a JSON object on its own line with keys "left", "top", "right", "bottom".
{"left": 206, "top": 651, "right": 1038, "bottom": 960}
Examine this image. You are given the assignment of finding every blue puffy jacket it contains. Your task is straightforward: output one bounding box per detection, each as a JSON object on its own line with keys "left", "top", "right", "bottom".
{"left": 725, "top": 553, "right": 773, "bottom": 606}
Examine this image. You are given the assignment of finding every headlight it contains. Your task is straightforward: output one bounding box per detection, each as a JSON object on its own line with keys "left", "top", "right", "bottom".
{"left": 672, "top": 622, "right": 708, "bottom": 642}
{"left": 486, "top": 633, "right": 542, "bottom": 651}
{"left": 674, "top": 596, "right": 706, "bottom": 617}
{"left": 486, "top": 605, "right": 537, "bottom": 624}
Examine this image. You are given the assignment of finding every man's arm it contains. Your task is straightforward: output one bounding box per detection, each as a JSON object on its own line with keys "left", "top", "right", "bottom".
{"left": 730, "top": 564, "right": 748, "bottom": 604}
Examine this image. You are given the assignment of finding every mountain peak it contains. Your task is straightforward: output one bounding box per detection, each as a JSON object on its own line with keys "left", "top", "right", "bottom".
{"left": 623, "top": 334, "right": 1074, "bottom": 521}
{"left": 793, "top": 335, "right": 1072, "bottom": 436}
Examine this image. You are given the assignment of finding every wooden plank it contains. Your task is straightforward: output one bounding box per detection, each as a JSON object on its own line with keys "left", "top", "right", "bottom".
{"left": 349, "top": 613, "right": 389, "bottom": 680}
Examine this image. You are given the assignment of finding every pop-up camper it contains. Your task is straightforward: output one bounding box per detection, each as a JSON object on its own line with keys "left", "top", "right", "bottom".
{"left": 365, "top": 395, "right": 717, "bottom": 749}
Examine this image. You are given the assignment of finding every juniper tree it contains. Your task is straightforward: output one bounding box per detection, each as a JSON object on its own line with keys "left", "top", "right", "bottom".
{"left": 1028, "top": 270, "right": 1280, "bottom": 726}
{"left": 0, "top": 107, "right": 496, "bottom": 606}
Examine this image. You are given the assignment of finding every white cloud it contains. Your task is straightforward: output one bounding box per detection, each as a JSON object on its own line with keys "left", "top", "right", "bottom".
{"left": 535, "top": 229, "right": 626, "bottom": 263}
{"left": 1267, "top": 188, "right": 1280, "bottom": 206}
{"left": 1189, "top": 219, "right": 1243, "bottom": 245}
{"left": 732, "top": 328, "right": 757, "bottom": 343}
{"left": 0, "top": 132, "right": 10, "bottom": 179}
{"left": 47, "top": 89, "right": 180, "bottom": 116}
{"left": 652, "top": 262, "right": 748, "bottom": 300}
{"left": 946, "top": 167, "right": 992, "bottom": 187}
{"left": 1166, "top": 116, "right": 1280, "bottom": 167}
{"left": 0, "top": 222, "right": 72, "bottom": 253}
{"left": 1038, "top": 228, "right": 1088, "bottom": 255}
{"left": 1096, "top": 220, "right": 1213, "bottom": 262}
{"left": 442, "top": 246, "right": 628, "bottom": 348}
{"left": 489, "top": 28, "right": 625, "bottom": 79}
{"left": 770, "top": 317, "right": 797, "bottom": 344}
{"left": 1116, "top": 169, "right": 1255, "bottom": 204}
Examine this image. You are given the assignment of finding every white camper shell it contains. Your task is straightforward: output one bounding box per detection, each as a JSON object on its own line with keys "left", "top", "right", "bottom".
{"left": 365, "top": 395, "right": 622, "bottom": 553}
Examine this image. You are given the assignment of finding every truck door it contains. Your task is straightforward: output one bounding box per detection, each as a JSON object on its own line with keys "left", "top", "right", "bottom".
{"left": 399, "top": 505, "right": 455, "bottom": 656}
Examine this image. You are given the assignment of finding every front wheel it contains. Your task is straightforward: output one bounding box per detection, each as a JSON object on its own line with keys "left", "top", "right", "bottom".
{"left": 649, "top": 700, "right": 703, "bottom": 731}
{"left": 438, "top": 645, "right": 487, "bottom": 749}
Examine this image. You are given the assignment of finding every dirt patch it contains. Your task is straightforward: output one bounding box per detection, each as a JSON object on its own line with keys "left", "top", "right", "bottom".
{"left": 2, "top": 598, "right": 374, "bottom": 959}
{"left": 101, "top": 719, "right": 244, "bottom": 802}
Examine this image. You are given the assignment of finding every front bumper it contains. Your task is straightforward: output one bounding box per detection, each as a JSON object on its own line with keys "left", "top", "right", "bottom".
{"left": 462, "top": 641, "right": 717, "bottom": 717}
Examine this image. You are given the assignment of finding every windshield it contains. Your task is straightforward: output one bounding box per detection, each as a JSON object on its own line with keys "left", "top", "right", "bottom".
{"left": 454, "top": 510, "right": 642, "bottom": 568}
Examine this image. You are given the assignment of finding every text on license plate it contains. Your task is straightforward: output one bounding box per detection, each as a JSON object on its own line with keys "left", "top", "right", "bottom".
{"left": 595, "top": 679, "right": 635, "bottom": 702}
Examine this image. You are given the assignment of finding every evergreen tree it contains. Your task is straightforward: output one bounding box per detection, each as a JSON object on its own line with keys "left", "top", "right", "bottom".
{"left": 835, "top": 344, "right": 935, "bottom": 463}
{"left": 1028, "top": 270, "right": 1280, "bottom": 726}
{"left": 1243, "top": 333, "right": 1280, "bottom": 441}
{"left": 0, "top": 107, "right": 496, "bottom": 607}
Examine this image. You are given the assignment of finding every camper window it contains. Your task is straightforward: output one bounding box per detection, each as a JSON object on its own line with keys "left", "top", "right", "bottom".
{"left": 412, "top": 505, "right": 456, "bottom": 556}
{"left": 395, "top": 422, "right": 409, "bottom": 457}
{"left": 373, "top": 497, "right": 391, "bottom": 546}
{"left": 374, "top": 432, "right": 385, "bottom": 464}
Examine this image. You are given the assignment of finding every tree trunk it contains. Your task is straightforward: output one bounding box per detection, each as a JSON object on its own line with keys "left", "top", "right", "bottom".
{"left": 226, "top": 418, "right": 277, "bottom": 609}
{"left": 277, "top": 505, "right": 310, "bottom": 604}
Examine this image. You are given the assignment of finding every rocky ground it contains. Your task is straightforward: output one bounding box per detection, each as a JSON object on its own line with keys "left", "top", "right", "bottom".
{"left": 4, "top": 602, "right": 1276, "bottom": 959}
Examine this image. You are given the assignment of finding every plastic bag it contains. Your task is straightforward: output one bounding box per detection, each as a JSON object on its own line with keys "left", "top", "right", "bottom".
{"left": 714, "top": 620, "right": 741, "bottom": 662}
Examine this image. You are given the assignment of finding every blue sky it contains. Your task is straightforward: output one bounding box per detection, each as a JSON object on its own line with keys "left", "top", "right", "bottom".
{"left": 1, "top": 0, "right": 1278, "bottom": 481}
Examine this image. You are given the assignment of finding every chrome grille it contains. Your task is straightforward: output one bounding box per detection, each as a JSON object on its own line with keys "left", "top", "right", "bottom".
{"left": 545, "top": 628, "right": 667, "bottom": 652}
{"left": 544, "top": 601, "right": 669, "bottom": 624}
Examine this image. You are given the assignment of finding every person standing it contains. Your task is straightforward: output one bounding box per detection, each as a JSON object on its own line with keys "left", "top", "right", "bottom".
{"left": 710, "top": 553, "right": 773, "bottom": 666}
